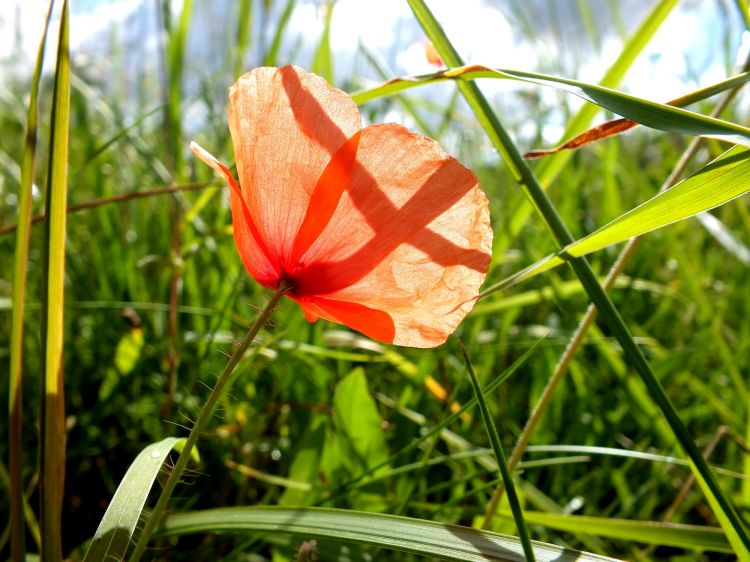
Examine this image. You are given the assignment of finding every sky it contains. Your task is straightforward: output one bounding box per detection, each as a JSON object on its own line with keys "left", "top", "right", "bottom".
{"left": 2, "top": 1, "right": 742, "bottom": 88}
{"left": 0, "top": 0, "right": 744, "bottom": 146}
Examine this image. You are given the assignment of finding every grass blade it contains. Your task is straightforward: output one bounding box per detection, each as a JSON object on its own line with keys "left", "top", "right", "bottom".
{"left": 262, "top": 0, "right": 296, "bottom": 67}
{"left": 497, "top": 511, "right": 731, "bottom": 553}
{"left": 489, "top": 145, "right": 750, "bottom": 289}
{"left": 525, "top": 72, "right": 750, "bottom": 158}
{"left": 233, "top": 0, "right": 253, "bottom": 78}
{"left": 311, "top": 0, "right": 335, "bottom": 83}
{"left": 352, "top": 65, "right": 750, "bottom": 147}
{"left": 39, "top": 1, "right": 70, "bottom": 559}
{"left": 83, "top": 438, "right": 185, "bottom": 562}
{"left": 460, "top": 343, "right": 536, "bottom": 562}
{"left": 408, "top": 0, "right": 750, "bottom": 557}
{"left": 156, "top": 506, "right": 622, "bottom": 562}
{"left": 9, "top": 1, "right": 55, "bottom": 560}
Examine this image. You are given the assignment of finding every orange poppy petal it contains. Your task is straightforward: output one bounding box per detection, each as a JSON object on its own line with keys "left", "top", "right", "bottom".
{"left": 190, "top": 142, "right": 280, "bottom": 286}
{"left": 229, "top": 66, "right": 361, "bottom": 267}
{"left": 289, "top": 130, "right": 361, "bottom": 266}
{"left": 293, "top": 295, "right": 395, "bottom": 344}
{"left": 293, "top": 123, "right": 492, "bottom": 348}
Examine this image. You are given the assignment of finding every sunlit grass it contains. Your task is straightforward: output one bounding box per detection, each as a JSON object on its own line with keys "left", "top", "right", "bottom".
{"left": 2, "top": 1, "right": 750, "bottom": 560}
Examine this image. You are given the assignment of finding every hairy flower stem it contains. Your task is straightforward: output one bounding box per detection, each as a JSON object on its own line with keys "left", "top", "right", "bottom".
{"left": 129, "top": 284, "right": 289, "bottom": 562}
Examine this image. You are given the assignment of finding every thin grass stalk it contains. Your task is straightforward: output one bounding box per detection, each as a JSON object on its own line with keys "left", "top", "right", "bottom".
{"left": 460, "top": 343, "right": 536, "bottom": 562}
{"left": 0, "top": 180, "right": 219, "bottom": 237}
{"left": 407, "top": 0, "right": 750, "bottom": 555}
{"left": 483, "top": 53, "right": 750, "bottom": 529}
{"left": 261, "top": 0, "right": 296, "bottom": 67}
{"left": 39, "top": 2, "right": 70, "bottom": 559}
{"left": 129, "top": 284, "right": 289, "bottom": 562}
{"left": 233, "top": 0, "right": 253, "bottom": 78}
{"left": 9, "top": 2, "right": 55, "bottom": 559}
{"left": 156, "top": 0, "right": 194, "bottom": 417}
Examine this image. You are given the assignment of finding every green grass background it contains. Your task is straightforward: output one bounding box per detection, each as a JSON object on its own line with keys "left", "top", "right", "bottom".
{"left": 1, "top": 0, "right": 750, "bottom": 560}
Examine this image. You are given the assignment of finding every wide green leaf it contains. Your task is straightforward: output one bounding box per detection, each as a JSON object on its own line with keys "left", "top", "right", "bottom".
{"left": 83, "top": 438, "right": 185, "bottom": 562}
{"left": 157, "top": 506, "right": 622, "bottom": 562}
{"left": 333, "top": 368, "right": 391, "bottom": 478}
{"left": 489, "top": 145, "right": 750, "bottom": 290}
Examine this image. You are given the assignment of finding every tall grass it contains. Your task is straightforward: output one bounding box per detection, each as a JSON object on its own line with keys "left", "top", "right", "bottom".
{"left": 2, "top": 1, "right": 750, "bottom": 560}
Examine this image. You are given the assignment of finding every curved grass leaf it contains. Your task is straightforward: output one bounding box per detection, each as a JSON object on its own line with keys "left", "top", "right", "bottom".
{"left": 489, "top": 145, "right": 750, "bottom": 291}
{"left": 156, "top": 506, "right": 622, "bottom": 562}
{"left": 83, "top": 438, "right": 185, "bottom": 562}
{"left": 497, "top": 511, "right": 731, "bottom": 553}
{"left": 525, "top": 70, "right": 750, "bottom": 157}
{"left": 352, "top": 66, "right": 750, "bottom": 146}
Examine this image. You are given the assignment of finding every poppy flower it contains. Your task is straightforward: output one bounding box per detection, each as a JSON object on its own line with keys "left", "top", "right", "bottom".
{"left": 191, "top": 65, "right": 492, "bottom": 347}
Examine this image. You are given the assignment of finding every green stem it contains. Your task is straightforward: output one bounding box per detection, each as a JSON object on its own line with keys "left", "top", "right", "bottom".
{"left": 129, "top": 284, "right": 289, "bottom": 562}
{"left": 408, "top": 0, "right": 750, "bottom": 554}
{"left": 460, "top": 344, "right": 535, "bottom": 562}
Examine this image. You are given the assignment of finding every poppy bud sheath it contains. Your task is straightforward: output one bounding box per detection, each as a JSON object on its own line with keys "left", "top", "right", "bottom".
{"left": 192, "top": 65, "right": 492, "bottom": 347}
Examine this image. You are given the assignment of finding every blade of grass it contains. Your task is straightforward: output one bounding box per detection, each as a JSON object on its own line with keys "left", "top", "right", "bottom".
{"left": 0, "top": 458, "right": 41, "bottom": 555}
{"left": 261, "top": 0, "right": 296, "bottom": 67}
{"left": 9, "top": 1, "right": 55, "bottom": 560}
{"left": 495, "top": 511, "right": 732, "bottom": 553}
{"left": 524, "top": 71, "right": 750, "bottom": 157}
{"left": 233, "top": 0, "right": 253, "bottom": 78}
{"left": 39, "top": 2, "right": 70, "bottom": 559}
{"left": 311, "top": 0, "right": 335, "bottom": 83}
{"left": 155, "top": 506, "right": 622, "bottom": 562}
{"left": 352, "top": 65, "right": 750, "bottom": 146}
{"left": 460, "top": 343, "right": 535, "bottom": 562}
{"left": 408, "top": 0, "right": 750, "bottom": 557}
{"left": 487, "top": 145, "right": 750, "bottom": 291}
{"left": 160, "top": 0, "right": 194, "bottom": 418}
{"left": 82, "top": 438, "right": 186, "bottom": 562}
{"left": 164, "top": 0, "right": 192, "bottom": 179}
{"left": 735, "top": 0, "right": 750, "bottom": 29}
